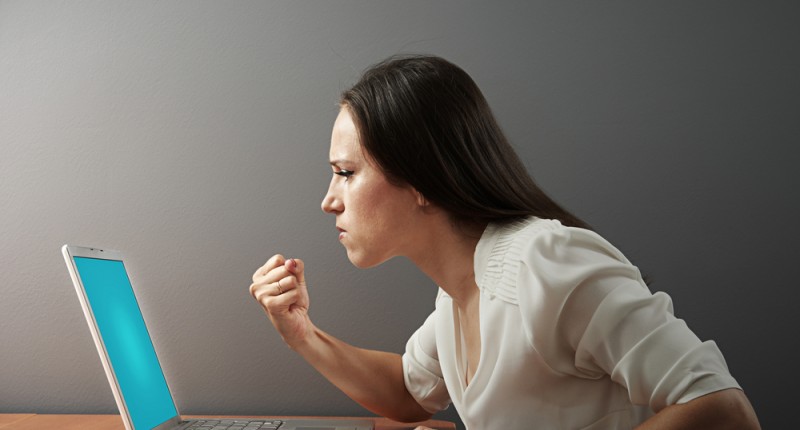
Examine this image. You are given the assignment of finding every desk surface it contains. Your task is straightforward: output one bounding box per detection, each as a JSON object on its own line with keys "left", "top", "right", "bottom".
{"left": 0, "top": 414, "right": 454, "bottom": 430}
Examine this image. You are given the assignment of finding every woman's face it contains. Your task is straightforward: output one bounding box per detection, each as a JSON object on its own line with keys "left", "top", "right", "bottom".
{"left": 321, "top": 108, "right": 423, "bottom": 268}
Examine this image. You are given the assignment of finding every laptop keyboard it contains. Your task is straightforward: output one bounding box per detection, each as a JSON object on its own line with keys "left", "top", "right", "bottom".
{"left": 184, "top": 419, "right": 283, "bottom": 430}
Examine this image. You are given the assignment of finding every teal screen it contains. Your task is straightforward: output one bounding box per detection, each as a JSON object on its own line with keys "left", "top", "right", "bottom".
{"left": 74, "top": 256, "right": 177, "bottom": 429}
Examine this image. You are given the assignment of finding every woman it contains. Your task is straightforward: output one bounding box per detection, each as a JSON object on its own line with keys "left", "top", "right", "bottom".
{"left": 249, "top": 55, "right": 760, "bottom": 429}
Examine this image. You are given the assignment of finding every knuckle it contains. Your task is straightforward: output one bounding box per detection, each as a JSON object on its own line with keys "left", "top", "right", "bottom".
{"left": 269, "top": 254, "right": 285, "bottom": 266}
{"left": 254, "top": 287, "right": 274, "bottom": 304}
{"left": 254, "top": 289, "right": 267, "bottom": 302}
{"left": 265, "top": 298, "right": 283, "bottom": 312}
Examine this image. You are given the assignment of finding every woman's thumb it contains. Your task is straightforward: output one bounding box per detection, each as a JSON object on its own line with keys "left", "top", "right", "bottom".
{"left": 286, "top": 258, "right": 305, "bottom": 284}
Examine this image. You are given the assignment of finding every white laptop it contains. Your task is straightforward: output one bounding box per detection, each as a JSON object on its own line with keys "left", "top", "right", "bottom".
{"left": 62, "top": 244, "right": 373, "bottom": 430}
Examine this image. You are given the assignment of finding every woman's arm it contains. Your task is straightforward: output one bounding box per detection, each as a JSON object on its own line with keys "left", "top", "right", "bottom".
{"left": 294, "top": 325, "right": 433, "bottom": 422}
{"left": 636, "top": 388, "right": 761, "bottom": 430}
{"left": 249, "top": 255, "right": 432, "bottom": 423}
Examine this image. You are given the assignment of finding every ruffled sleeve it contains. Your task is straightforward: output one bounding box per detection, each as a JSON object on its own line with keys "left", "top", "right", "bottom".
{"left": 401, "top": 290, "right": 451, "bottom": 414}
{"left": 512, "top": 221, "right": 741, "bottom": 411}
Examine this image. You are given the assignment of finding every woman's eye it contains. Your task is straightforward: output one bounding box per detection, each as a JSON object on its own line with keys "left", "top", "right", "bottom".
{"left": 334, "top": 169, "right": 354, "bottom": 180}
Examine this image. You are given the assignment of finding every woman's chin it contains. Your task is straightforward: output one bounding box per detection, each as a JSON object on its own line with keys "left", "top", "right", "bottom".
{"left": 346, "top": 249, "right": 386, "bottom": 269}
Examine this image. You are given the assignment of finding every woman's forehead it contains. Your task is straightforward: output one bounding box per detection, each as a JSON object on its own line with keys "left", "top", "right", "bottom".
{"left": 330, "top": 110, "right": 363, "bottom": 161}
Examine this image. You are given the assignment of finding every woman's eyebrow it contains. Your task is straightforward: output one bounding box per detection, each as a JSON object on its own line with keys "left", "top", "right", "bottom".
{"left": 329, "top": 159, "right": 353, "bottom": 166}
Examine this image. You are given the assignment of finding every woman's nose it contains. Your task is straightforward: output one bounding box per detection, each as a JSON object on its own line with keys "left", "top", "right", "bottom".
{"left": 321, "top": 183, "right": 343, "bottom": 214}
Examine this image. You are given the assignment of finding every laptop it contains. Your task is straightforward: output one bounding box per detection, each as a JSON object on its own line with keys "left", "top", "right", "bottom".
{"left": 62, "top": 244, "right": 373, "bottom": 430}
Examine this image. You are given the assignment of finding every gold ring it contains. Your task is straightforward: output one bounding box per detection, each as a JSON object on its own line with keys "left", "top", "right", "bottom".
{"left": 276, "top": 279, "right": 283, "bottom": 295}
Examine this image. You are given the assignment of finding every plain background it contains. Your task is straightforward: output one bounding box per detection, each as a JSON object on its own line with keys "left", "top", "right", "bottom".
{"left": 2, "top": 1, "right": 798, "bottom": 429}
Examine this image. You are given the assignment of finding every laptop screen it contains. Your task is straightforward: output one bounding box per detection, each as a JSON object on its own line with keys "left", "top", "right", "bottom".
{"left": 74, "top": 256, "right": 178, "bottom": 429}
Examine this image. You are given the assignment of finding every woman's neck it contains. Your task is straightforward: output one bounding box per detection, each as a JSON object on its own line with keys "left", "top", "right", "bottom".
{"left": 407, "top": 216, "right": 487, "bottom": 307}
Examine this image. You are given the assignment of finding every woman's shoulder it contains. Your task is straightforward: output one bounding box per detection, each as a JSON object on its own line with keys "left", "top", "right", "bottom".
{"left": 474, "top": 217, "right": 558, "bottom": 304}
{"left": 476, "top": 217, "right": 562, "bottom": 274}
{"left": 475, "top": 217, "right": 638, "bottom": 304}
{"left": 481, "top": 216, "right": 562, "bottom": 242}
{"left": 483, "top": 217, "right": 631, "bottom": 266}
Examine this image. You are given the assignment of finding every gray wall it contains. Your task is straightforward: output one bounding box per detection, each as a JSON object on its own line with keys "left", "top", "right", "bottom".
{"left": 1, "top": 2, "right": 797, "bottom": 429}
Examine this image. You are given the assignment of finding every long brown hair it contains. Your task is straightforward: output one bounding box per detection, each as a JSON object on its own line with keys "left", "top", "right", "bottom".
{"left": 340, "top": 54, "right": 590, "bottom": 231}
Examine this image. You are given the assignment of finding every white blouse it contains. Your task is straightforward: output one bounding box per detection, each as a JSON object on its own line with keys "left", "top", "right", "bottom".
{"left": 402, "top": 217, "right": 741, "bottom": 429}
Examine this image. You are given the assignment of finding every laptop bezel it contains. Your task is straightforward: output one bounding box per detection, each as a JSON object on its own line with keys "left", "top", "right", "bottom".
{"left": 62, "top": 244, "right": 184, "bottom": 430}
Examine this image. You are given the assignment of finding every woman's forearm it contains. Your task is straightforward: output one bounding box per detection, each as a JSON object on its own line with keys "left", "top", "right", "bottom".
{"left": 292, "top": 324, "right": 433, "bottom": 423}
{"left": 635, "top": 388, "right": 760, "bottom": 430}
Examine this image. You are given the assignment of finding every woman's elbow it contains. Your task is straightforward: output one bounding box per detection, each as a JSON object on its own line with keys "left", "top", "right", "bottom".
{"left": 388, "top": 405, "right": 434, "bottom": 424}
